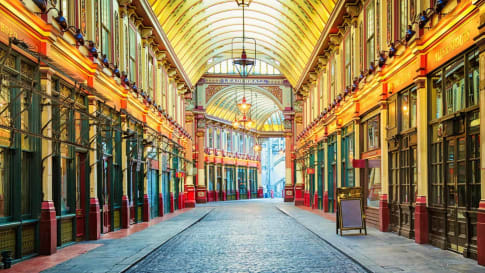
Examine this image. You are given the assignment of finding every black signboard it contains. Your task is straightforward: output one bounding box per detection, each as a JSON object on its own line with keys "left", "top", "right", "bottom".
{"left": 336, "top": 187, "right": 367, "bottom": 236}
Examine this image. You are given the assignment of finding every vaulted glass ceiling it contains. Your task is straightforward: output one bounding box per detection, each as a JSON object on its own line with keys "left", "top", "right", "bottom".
{"left": 149, "top": 0, "right": 336, "bottom": 86}
{"left": 206, "top": 86, "right": 284, "bottom": 132}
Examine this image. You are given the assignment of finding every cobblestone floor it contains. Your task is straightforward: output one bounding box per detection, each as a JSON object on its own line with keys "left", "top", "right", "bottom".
{"left": 126, "top": 199, "right": 368, "bottom": 273}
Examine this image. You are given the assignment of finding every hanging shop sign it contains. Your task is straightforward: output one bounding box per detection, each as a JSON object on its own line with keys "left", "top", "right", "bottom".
{"left": 306, "top": 168, "right": 315, "bottom": 174}
{"left": 176, "top": 172, "right": 185, "bottom": 178}
{"left": 336, "top": 187, "right": 367, "bottom": 236}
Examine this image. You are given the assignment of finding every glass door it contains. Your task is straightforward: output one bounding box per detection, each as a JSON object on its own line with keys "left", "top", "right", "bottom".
{"left": 101, "top": 156, "right": 111, "bottom": 233}
{"left": 445, "top": 136, "right": 467, "bottom": 253}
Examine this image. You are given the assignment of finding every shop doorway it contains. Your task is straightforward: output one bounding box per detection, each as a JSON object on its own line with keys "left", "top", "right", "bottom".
{"left": 148, "top": 169, "right": 159, "bottom": 218}
{"left": 101, "top": 156, "right": 112, "bottom": 233}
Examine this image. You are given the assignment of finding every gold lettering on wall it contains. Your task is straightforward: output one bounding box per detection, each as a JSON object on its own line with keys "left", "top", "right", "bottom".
{"left": 0, "top": 22, "right": 18, "bottom": 39}
{"left": 433, "top": 31, "right": 470, "bottom": 63}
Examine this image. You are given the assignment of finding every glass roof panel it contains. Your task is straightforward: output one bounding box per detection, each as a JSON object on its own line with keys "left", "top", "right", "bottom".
{"left": 149, "top": 0, "right": 337, "bottom": 87}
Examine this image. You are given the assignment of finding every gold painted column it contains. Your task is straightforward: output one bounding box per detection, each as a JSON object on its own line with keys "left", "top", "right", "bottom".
{"left": 475, "top": 12, "right": 485, "bottom": 264}
{"left": 353, "top": 119, "right": 361, "bottom": 187}
{"left": 121, "top": 115, "right": 130, "bottom": 227}
{"left": 379, "top": 95, "right": 390, "bottom": 232}
{"left": 88, "top": 96, "right": 100, "bottom": 240}
{"left": 415, "top": 77, "right": 429, "bottom": 244}
{"left": 294, "top": 161, "right": 304, "bottom": 206}
{"left": 39, "top": 68, "right": 56, "bottom": 254}
{"left": 323, "top": 139, "right": 329, "bottom": 212}
{"left": 314, "top": 148, "right": 319, "bottom": 208}
{"left": 142, "top": 130, "right": 150, "bottom": 222}
{"left": 184, "top": 112, "right": 196, "bottom": 207}
{"left": 336, "top": 128, "right": 342, "bottom": 188}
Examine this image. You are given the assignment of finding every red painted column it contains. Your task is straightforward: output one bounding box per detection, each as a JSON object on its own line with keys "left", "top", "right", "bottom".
{"left": 415, "top": 196, "right": 429, "bottom": 244}
{"left": 323, "top": 191, "right": 329, "bottom": 212}
{"left": 39, "top": 201, "right": 57, "bottom": 255}
{"left": 284, "top": 110, "right": 295, "bottom": 202}
{"left": 185, "top": 185, "right": 196, "bottom": 208}
{"left": 236, "top": 191, "right": 240, "bottom": 200}
{"left": 89, "top": 198, "right": 101, "bottom": 240}
{"left": 477, "top": 201, "right": 485, "bottom": 265}
{"left": 170, "top": 192, "right": 175, "bottom": 213}
{"left": 257, "top": 187, "right": 263, "bottom": 198}
{"left": 379, "top": 194, "right": 390, "bottom": 232}
{"left": 159, "top": 193, "right": 164, "bottom": 216}
{"left": 143, "top": 194, "right": 150, "bottom": 222}
{"left": 313, "top": 191, "right": 318, "bottom": 209}
{"left": 294, "top": 184, "right": 304, "bottom": 206}
{"left": 121, "top": 195, "right": 130, "bottom": 228}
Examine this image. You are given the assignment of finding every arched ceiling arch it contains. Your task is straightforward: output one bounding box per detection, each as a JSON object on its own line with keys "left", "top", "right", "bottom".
{"left": 205, "top": 85, "right": 284, "bottom": 132}
{"left": 148, "top": 0, "right": 337, "bottom": 87}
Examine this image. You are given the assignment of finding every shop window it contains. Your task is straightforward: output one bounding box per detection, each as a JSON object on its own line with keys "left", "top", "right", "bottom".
{"left": 388, "top": 98, "right": 397, "bottom": 131}
{"left": 342, "top": 124, "right": 354, "bottom": 187}
{"left": 226, "top": 131, "right": 232, "bottom": 152}
{"left": 114, "top": 11, "right": 119, "bottom": 65}
{"left": 445, "top": 59, "right": 465, "bottom": 115}
{"left": 207, "top": 128, "right": 213, "bottom": 148}
{"left": 57, "top": 0, "right": 76, "bottom": 27}
{"left": 398, "top": 0, "right": 408, "bottom": 40}
{"left": 364, "top": 115, "right": 380, "bottom": 151}
{"left": 366, "top": 1, "right": 375, "bottom": 68}
{"left": 344, "top": 34, "right": 352, "bottom": 87}
{"left": 239, "top": 134, "right": 243, "bottom": 153}
{"left": 148, "top": 57, "right": 153, "bottom": 97}
{"left": 430, "top": 124, "right": 443, "bottom": 205}
{"left": 400, "top": 87, "right": 417, "bottom": 131}
{"left": 101, "top": 0, "right": 111, "bottom": 61}
{"left": 21, "top": 152, "right": 31, "bottom": 216}
{"left": 367, "top": 167, "right": 381, "bottom": 207}
{"left": 215, "top": 129, "right": 220, "bottom": 150}
{"left": 330, "top": 57, "right": 335, "bottom": 103}
{"left": 0, "top": 148, "right": 10, "bottom": 219}
{"left": 469, "top": 111, "right": 480, "bottom": 208}
{"left": 467, "top": 50, "right": 479, "bottom": 107}
{"left": 129, "top": 26, "right": 137, "bottom": 81}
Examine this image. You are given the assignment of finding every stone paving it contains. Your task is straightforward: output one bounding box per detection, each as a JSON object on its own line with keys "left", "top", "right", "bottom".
{"left": 39, "top": 199, "right": 485, "bottom": 273}
{"left": 278, "top": 203, "right": 485, "bottom": 273}
{"left": 42, "top": 208, "right": 213, "bottom": 273}
{"left": 126, "top": 199, "right": 368, "bottom": 273}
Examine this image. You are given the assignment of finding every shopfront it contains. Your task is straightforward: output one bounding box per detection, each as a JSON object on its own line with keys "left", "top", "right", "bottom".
{"left": 0, "top": 45, "right": 42, "bottom": 259}
{"left": 327, "top": 134, "right": 337, "bottom": 212}
{"left": 360, "top": 110, "right": 381, "bottom": 228}
{"left": 250, "top": 167, "right": 257, "bottom": 199}
{"left": 146, "top": 147, "right": 159, "bottom": 219}
{"left": 428, "top": 47, "right": 480, "bottom": 258}
{"left": 238, "top": 167, "right": 248, "bottom": 199}
{"left": 207, "top": 164, "right": 215, "bottom": 202}
{"left": 341, "top": 123, "right": 355, "bottom": 187}
{"left": 161, "top": 152, "right": 170, "bottom": 214}
{"left": 387, "top": 85, "right": 417, "bottom": 238}
{"left": 127, "top": 121, "right": 144, "bottom": 224}
{"left": 226, "top": 166, "right": 236, "bottom": 200}
{"left": 317, "top": 141, "right": 324, "bottom": 210}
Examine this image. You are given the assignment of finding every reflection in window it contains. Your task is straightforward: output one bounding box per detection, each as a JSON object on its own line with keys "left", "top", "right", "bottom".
{"left": 366, "top": 1, "right": 375, "bottom": 68}
{"left": 366, "top": 115, "right": 380, "bottom": 151}
{"left": 445, "top": 59, "right": 465, "bottom": 115}
{"left": 431, "top": 70, "right": 443, "bottom": 120}
{"left": 367, "top": 167, "right": 381, "bottom": 207}
{"left": 468, "top": 50, "right": 479, "bottom": 106}
{"left": 21, "top": 152, "right": 31, "bottom": 216}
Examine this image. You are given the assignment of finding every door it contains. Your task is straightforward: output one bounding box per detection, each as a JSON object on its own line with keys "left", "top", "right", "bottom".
{"left": 101, "top": 156, "right": 111, "bottom": 233}
{"left": 163, "top": 171, "right": 170, "bottom": 214}
{"left": 76, "top": 152, "right": 87, "bottom": 239}
{"left": 445, "top": 136, "right": 467, "bottom": 253}
{"left": 149, "top": 170, "right": 159, "bottom": 218}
